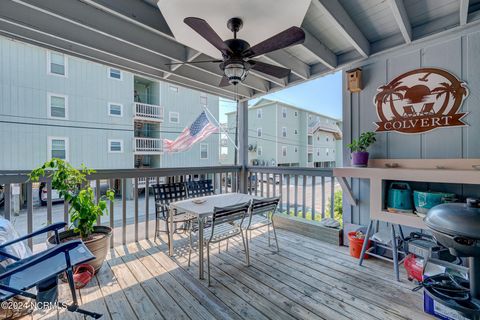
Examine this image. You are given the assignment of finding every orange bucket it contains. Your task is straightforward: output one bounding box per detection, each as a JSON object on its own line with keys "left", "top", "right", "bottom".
{"left": 348, "top": 231, "right": 371, "bottom": 259}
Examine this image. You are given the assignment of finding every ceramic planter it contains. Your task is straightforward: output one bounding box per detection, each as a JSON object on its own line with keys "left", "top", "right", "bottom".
{"left": 48, "top": 226, "right": 112, "bottom": 273}
{"left": 351, "top": 151, "right": 369, "bottom": 167}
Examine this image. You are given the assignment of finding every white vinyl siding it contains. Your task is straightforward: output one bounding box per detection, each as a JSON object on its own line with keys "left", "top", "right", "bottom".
{"left": 48, "top": 93, "right": 68, "bottom": 119}
{"left": 108, "top": 139, "right": 124, "bottom": 153}
{"left": 48, "top": 137, "right": 68, "bottom": 161}
{"left": 108, "top": 103, "right": 123, "bottom": 117}
{"left": 108, "top": 67, "right": 122, "bottom": 80}
{"left": 200, "top": 144, "right": 208, "bottom": 159}
{"left": 47, "top": 51, "right": 67, "bottom": 77}
{"left": 169, "top": 112, "right": 179, "bottom": 123}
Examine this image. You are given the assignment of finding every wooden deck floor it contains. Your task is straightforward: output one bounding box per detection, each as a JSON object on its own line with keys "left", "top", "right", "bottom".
{"left": 23, "top": 227, "right": 433, "bottom": 320}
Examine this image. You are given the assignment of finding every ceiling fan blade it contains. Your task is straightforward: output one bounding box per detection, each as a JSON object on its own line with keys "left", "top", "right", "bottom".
{"left": 243, "top": 26, "right": 305, "bottom": 58}
{"left": 249, "top": 60, "right": 291, "bottom": 78}
{"left": 165, "top": 59, "right": 222, "bottom": 66}
{"left": 184, "top": 17, "right": 232, "bottom": 56}
{"left": 219, "top": 76, "right": 230, "bottom": 87}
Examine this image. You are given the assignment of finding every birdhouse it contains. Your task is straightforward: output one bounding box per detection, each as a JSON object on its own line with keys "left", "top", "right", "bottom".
{"left": 347, "top": 69, "right": 362, "bottom": 93}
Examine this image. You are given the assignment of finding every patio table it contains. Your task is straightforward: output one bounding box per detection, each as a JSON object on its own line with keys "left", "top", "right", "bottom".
{"left": 169, "top": 193, "right": 260, "bottom": 279}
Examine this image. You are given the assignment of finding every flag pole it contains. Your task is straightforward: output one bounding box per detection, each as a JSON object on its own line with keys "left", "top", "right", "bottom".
{"left": 202, "top": 105, "right": 238, "bottom": 150}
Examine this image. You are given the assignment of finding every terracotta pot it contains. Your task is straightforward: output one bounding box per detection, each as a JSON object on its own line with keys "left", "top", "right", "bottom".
{"left": 48, "top": 226, "right": 112, "bottom": 273}
{"left": 351, "top": 151, "right": 369, "bottom": 167}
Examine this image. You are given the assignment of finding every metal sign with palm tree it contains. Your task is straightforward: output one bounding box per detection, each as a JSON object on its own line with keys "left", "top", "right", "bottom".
{"left": 374, "top": 68, "right": 469, "bottom": 134}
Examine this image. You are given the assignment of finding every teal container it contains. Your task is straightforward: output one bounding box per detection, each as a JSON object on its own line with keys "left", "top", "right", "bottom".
{"left": 387, "top": 182, "right": 413, "bottom": 212}
{"left": 413, "top": 191, "right": 456, "bottom": 214}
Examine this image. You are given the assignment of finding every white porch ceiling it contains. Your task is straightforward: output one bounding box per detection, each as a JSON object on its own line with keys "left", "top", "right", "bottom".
{"left": 0, "top": 0, "right": 479, "bottom": 100}
{"left": 157, "top": 0, "right": 311, "bottom": 60}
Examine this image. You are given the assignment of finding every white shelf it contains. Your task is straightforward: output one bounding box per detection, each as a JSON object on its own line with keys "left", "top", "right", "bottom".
{"left": 333, "top": 159, "right": 480, "bottom": 229}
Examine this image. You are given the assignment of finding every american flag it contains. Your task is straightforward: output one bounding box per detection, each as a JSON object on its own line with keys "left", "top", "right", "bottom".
{"left": 163, "top": 111, "right": 218, "bottom": 152}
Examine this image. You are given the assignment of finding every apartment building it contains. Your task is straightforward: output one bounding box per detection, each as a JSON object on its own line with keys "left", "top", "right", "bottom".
{"left": 0, "top": 36, "right": 220, "bottom": 170}
{"left": 225, "top": 99, "right": 342, "bottom": 167}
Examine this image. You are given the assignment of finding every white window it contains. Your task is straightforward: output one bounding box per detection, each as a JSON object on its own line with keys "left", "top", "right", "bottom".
{"left": 47, "top": 51, "right": 67, "bottom": 77}
{"left": 200, "top": 92, "right": 207, "bottom": 106}
{"left": 257, "top": 128, "right": 262, "bottom": 137}
{"left": 169, "top": 85, "right": 179, "bottom": 93}
{"left": 108, "top": 67, "right": 122, "bottom": 80}
{"left": 294, "top": 147, "right": 298, "bottom": 153}
{"left": 282, "top": 107, "right": 287, "bottom": 118}
{"left": 282, "top": 146, "right": 287, "bottom": 157}
{"left": 282, "top": 127, "right": 287, "bottom": 137}
{"left": 317, "top": 149, "right": 320, "bottom": 156}
{"left": 294, "top": 111, "right": 298, "bottom": 117}
{"left": 257, "top": 109, "right": 262, "bottom": 119}
{"left": 317, "top": 136, "right": 320, "bottom": 141}
{"left": 309, "top": 115, "right": 312, "bottom": 120}
{"left": 108, "top": 103, "right": 123, "bottom": 117}
{"left": 326, "top": 148, "right": 329, "bottom": 156}
{"left": 326, "top": 137, "right": 329, "bottom": 142}
{"left": 294, "top": 129, "right": 298, "bottom": 134}
{"left": 108, "top": 139, "right": 123, "bottom": 153}
{"left": 48, "top": 137, "right": 68, "bottom": 161}
{"left": 169, "top": 112, "right": 179, "bottom": 123}
{"left": 48, "top": 93, "right": 68, "bottom": 119}
{"left": 257, "top": 146, "right": 262, "bottom": 157}
{"left": 200, "top": 144, "right": 208, "bottom": 159}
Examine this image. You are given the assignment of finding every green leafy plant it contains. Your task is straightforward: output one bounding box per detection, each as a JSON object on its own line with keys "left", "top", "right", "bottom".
{"left": 347, "top": 131, "right": 376, "bottom": 152}
{"left": 29, "top": 158, "right": 114, "bottom": 240}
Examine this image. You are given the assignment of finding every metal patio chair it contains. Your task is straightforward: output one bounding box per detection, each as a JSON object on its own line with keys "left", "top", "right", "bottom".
{"left": 186, "top": 179, "right": 214, "bottom": 198}
{"left": 243, "top": 197, "right": 280, "bottom": 252}
{"left": 152, "top": 182, "right": 195, "bottom": 245}
{"left": 188, "top": 202, "right": 251, "bottom": 286}
{"left": 0, "top": 222, "right": 101, "bottom": 319}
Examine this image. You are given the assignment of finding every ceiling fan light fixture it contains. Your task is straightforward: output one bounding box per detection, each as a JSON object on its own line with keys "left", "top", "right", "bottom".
{"left": 224, "top": 62, "right": 248, "bottom": 85}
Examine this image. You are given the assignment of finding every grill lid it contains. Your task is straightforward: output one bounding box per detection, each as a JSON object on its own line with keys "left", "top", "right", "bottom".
{"left": 425, "top": 198, "right": 480, "bottom": 239}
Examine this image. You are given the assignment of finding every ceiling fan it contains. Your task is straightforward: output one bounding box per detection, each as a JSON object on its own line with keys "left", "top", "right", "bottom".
{"left": 166, "top": 17, "right": 305, "bottom": 87}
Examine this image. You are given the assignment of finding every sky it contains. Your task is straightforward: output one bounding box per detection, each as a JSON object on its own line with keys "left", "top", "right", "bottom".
{"left": 218, "top": 71, "right": 342, "bottom": 123}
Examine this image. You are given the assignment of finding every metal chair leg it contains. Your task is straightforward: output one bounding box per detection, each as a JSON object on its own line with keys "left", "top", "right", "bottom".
{"left": 207, "top": 243, "right": 211, "bottom": 286}
{"left": 359, "top": 220, "right": 373, "bottom": 266}
{"left": 267, "top": 221, "right": 271, "bottom": 246}
{"left": 154, "top": 217, "right": 158, "bottom": 242}
{"left": 271, "top": 219, "right": 280, "bottom": 252}
{"left": 188, "top": 230, "right": 193, "bottom": 267}
{"left": 241, "top": 230, "right": 250, "bottom": 266}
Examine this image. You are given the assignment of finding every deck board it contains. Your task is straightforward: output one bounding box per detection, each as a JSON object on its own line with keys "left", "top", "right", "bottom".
{"left": 19, "top": 227, "right": 433, "bottom": 320}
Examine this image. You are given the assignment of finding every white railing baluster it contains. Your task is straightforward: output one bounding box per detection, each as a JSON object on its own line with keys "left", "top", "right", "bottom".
{"left": 321, "top": 176, "right": 326, "bottom": 218}
{"left": 122, "top": 178, "right": 127, "bottom": 245}
{"left": 134, "top": 177, "right": 139, "bottom": 242}
{"left": 294, "top": 175, "right": 299, "bottom": 217}
{"left": 109, "top": 179, "right": 115, "bottom": 248}
{"left": 330, "top": 177, "right": 335, "bottom": 218}
{"left": 134, "top": 102, "right": 163, "bottom": 121}
{"left": 302, "top": 175, "right": 307, "bottom": 219}
{"left": 312, "top": 176, "right": 316, "bottom": 220}
{"left": 286, "top": 175, "right": 291, "bottom": 215}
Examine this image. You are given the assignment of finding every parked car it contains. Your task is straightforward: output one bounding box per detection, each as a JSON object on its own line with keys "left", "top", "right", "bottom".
{"left": 259, "top": 174, "right": 282, "bottom": 185}
{"left": 224, "top": 175, "right": 257, "bottom": 191}
{"left": 39, "top": 181, "right": 110, "bottom": 206}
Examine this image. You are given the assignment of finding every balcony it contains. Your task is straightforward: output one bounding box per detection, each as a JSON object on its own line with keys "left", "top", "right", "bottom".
{"left": 0, "top": 167, "right": 425, "bottom": 320}
{"left": 308, "top": 144, "right": 313, "bottom": 153}
{"left": 134, "top": 137, "right": 163, "bottom": 154}
{"left": 134, "top": 102, "right": 164, "bottom": 122}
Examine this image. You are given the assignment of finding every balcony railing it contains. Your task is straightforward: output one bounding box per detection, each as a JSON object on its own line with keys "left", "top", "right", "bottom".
{"left": 0, "top": 166, "right": 241, "bottom": 249}
{"left": 134, "top": 137, "right": 163, "bottom": 154}
{"left": 133, "top": 102, "right": 163, "bottom": 122}
{"left": 247, "top": 166, "right": 337, "bottom": 221}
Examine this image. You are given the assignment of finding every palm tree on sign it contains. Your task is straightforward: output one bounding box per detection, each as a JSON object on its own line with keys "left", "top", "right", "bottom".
{"left": 376, "top": 81, "right": 409, "bottom": 120}
{"left": 432, "top": 82, "right": 467, "bottom": 115}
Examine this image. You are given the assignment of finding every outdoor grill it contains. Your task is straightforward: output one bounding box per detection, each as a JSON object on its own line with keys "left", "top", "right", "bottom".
{"left": 425, "top": 198, "right": 480, "bottom": 318}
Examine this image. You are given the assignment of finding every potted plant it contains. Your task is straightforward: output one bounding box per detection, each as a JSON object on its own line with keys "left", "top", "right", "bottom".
{"left": 29, "top": 159, "right": 114, "bottom": 273}
{"left": 347, "top": 131, "right": 376, "bottom": 167}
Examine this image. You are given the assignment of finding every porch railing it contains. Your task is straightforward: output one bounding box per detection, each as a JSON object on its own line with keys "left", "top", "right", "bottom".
{"left": 0, "top": 166, "right": 338, "bottom": 249}
{"left": 0, "top": 166, "right": 241, "bottom": 249}
{"left": 134, "top": 137, "right": 163, "bottom": 154}
{"left": 247, "top": 167, "right": 337, "bottom": 221}
{"left": 133, "top": 102, "right": 163, "bottom": 122}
